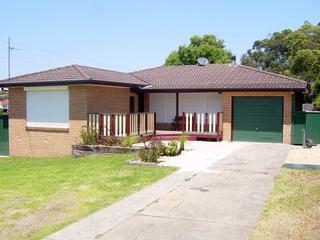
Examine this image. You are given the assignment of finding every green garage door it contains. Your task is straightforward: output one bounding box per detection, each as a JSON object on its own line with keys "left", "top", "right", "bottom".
{"left": 232, "top": 96, "right": 283, "bottom": 143}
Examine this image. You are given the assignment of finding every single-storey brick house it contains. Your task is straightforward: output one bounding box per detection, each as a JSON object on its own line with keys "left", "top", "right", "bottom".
{"left": 0, "top": 63, "right": 306, "bottom": 157}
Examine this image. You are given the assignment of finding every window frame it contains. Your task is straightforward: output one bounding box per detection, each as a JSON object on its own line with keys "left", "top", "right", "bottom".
{"left": 24, "top": 86, "right": 70, "bottom": 129}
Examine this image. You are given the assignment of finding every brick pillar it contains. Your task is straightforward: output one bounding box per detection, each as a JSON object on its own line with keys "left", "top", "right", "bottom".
{"left": 221, "top": 94, "right": 232, "bottom": 141}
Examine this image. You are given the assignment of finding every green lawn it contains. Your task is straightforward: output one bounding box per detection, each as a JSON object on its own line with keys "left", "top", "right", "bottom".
{"left": 250, "top": 168, "right": 320, "bottom": 240}
{"left": 0, "top": 154, "right": 175, "bottom": 240}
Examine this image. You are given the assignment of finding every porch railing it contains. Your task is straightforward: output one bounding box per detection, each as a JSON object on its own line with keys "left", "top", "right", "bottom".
{"left": 87, "top": 112, "right": 156, "bottom": 137}
{"left": 182, "top": 112, "right": 222, "bottom": 134}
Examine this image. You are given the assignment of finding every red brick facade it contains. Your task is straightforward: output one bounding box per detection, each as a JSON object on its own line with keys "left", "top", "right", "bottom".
{"left": 9, "top": 85, "right": 138, "bottom": 157}
{"left": 221, "top": 91, "right": 292, "bottom": 144}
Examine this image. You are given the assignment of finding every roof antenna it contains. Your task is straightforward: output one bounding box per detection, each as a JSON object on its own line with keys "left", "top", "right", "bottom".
{"left": 8, "top": 37, "right": 22, "bottom": 79}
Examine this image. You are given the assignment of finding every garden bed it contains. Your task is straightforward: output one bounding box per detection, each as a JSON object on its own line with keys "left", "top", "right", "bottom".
{"left": 72, "top": 144, "right": 140, "bottom": 157}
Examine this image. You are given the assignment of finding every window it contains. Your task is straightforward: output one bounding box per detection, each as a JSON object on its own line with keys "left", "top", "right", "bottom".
{"left": 25, "top": 86, "right": 69, "bottom": 128}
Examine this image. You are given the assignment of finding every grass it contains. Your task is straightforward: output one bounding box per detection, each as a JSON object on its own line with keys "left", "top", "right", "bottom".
{"left": 250, "top": 168, "right": 320, "bottom": 240}
{"left": 0, "top": 154, "right": 175, "bottom": 240}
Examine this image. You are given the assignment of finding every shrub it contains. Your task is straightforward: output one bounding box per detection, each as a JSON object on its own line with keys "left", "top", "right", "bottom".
{"left": 163, "top": 140, "right": 179, "bottom": 156}
{"left": 138, "top": 140, "right": 163, "bottom": 162}
{"left": 121, "top": 136, "right": 138, "bottom": 147}
{"left": 179, "top": 133, "right": 187, "bottom": 151}
{"left": 80, "top": 126, "right": 97, "bottom": 145}
{"left": 104, "top": 136, "right": 121, "bottom": 146}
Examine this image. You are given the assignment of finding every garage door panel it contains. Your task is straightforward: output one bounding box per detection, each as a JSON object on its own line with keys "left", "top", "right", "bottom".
{"left": 232, "top": 97, "right": 283, "bottom": 143}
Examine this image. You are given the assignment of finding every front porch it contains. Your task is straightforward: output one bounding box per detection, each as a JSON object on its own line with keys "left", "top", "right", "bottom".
{"left": 87, "top": 111, "right": 223, "bottom": 141}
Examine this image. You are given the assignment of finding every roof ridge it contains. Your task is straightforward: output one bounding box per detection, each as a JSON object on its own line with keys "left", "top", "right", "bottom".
{"left": 1, "top": 65, "right": 77, "bottom": 81}
{"left": 77, "top": 64, "right": 148, "bottom": 86}
{"left": 238, "top": 64, "right": 306, "bottom": 84}
{"left": 130, "top": 63, "right": 229, "bottom": 74}
{"left": 72, "top": 64, "right": 92, "bottom": 80}
{"left": 128, "top": 72, "right": 151, "bottom": 85}
{"left": 77, "top": 64, "right": 129, "bottom": 75}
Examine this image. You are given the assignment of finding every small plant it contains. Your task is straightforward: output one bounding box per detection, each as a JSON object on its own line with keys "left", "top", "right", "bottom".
{"left": 163, "top": 140, "right": 179, "bottom": 156}
{"left": 80, "top": 126, "right": 97, "bottom": 145}
{"left": 104, "top": 136, "right": 121, "bottom": 146}
{"left": 121, "top": 136, "right": 138, "bottom": 147}
{"left": 179, "top": 133, "right": 187, "bottom": 151}
{"left": 138, "top": 140, "right": 163, "bottom": 162}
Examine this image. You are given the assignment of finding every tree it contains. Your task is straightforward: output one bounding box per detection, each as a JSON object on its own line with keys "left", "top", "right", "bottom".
{"left": 164, "top": 34, "right": 233, "bottom": 65}
{"left": 241, "top": 21, "right": 320, "bottom": 107}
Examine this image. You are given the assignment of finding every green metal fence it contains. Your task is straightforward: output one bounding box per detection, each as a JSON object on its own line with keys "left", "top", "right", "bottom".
{"left": 292, "top": 111, "right": 320, "bottom": 145}
{"left": 0, "top": 114, "right": 9, "bottom": 156}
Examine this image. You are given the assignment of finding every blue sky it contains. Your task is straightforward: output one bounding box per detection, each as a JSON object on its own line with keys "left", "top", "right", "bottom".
{"left": 0, "top": 0, "right": 319, "bottom": 79}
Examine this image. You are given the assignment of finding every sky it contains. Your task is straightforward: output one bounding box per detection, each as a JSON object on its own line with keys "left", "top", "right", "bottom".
{"left": 0, "top": 0, "right": 319, "bottom": 79}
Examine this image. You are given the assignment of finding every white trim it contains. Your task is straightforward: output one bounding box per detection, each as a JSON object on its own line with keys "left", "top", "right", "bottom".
{"left": 26, "top": 122, "right": 69, "bottom": 129}
{"left": 24, "top": 86, "right": 68, "bottom": 91}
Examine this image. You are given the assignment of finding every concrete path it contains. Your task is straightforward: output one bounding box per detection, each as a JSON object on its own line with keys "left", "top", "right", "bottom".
{"left": 45, "top": 142, "right": 289, "bottom": 240}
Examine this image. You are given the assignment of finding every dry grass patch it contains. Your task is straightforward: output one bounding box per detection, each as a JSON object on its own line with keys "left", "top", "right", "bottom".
{"left": 250, "top": 168, "right": 320, "bottom": 240}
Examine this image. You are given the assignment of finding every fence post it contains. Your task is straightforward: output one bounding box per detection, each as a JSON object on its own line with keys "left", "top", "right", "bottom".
{"left": 111, "top": 114, "right": 115, "bottom": 136}
{"left": 193, "top": 113, "right": 196, "bottom": 132}
{"left": 99, "top": 114, "right": 103, "bottom": 139}
{"left": 154, "top": 112, "right": 157, "bottom": 135}
{"left": 145, "top": 113, "right": 148, "bottom": 134}
{"left": 182, "top": 112, "right": 185, "bottom": 132}
{"left": 216, "top": 112, "right": 220, "bottom": 133}
{"left": 126, "top": 113, "right": 130, "bottom": 136}
{"left": 205, "top": 113, "right": 208, "bottom": 132}
{"left": 138, "top": 114, "right": 140, "bottom": 136}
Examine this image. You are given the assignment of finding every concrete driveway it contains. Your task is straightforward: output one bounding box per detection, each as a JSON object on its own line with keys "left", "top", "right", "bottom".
{"left": 46, "top": 142, "right": 289, "bottom": 240}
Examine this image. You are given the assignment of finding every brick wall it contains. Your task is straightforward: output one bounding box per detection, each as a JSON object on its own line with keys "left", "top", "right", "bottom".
{"left": 8, "top": 85, "right": 138, "bottom": 157}
{"left": 87, "top": 86, "right": 138, "bottom": 113}
{"left": 221, "top": 91, "right": 292, "bottom": 144}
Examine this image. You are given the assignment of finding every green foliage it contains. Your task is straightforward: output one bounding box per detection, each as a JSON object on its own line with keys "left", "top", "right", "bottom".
{"left": 104, "top": 136, "right": 121, "bottom": 146}
{"left": 165, "top": 34, "right": 233, "bottom": 66}
{"left": 80, "top": 126, "right": 97, "bottom": 145}
{"left": 138, "top": 140, "right": 163, "bottom": 162}
{"left": 0, "top": 95, "right": 8, "bottom": 101}
{"left": 0, "top": 108, "right": 3, "bottom": 115}
{"left": 121, "top": 136, "right": 138, "bottom": 147}
{"left": 179, "top": 133, "right": 187, "bottom": 151}
{"left": 241, "top": 21, "right": 320, "bottom": 106}
{"left": 163, "top": 141, "right": 179, "bottom": 156}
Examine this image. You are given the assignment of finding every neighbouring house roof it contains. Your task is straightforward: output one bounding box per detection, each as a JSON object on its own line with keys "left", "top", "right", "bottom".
{"left": 131, "top": 64, "right": 307, "bottom": 91}
{"left": 0, "top": 63, "right": 307, "bottom": 91}
{"left": 0, "top": 65, "right": 147, "bottom": 88}
{"left": 0, "top": 100, "right": 8, "bottom": 109}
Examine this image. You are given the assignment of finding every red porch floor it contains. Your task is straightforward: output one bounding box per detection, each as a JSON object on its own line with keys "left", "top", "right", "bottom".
{"left": 153, "top": 130, "right": 222, "bottom": 141}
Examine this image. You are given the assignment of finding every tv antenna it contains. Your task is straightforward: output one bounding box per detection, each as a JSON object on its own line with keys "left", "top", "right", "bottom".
{"left": 8, "top": 37, "right": 21, "bottom": 78}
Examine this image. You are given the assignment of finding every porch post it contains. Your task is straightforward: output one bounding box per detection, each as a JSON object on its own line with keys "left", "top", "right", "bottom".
{"left": 154, "top": 112, "right": 157, "bottom": 135}
{"left": 126, "top": 113, "right": 130, "bottom": 136}
{"left": 182, "top": 112, "right": 185, "bottom": 132}
{"left": 176, "top": 92, "right": 179, "bottom": 131}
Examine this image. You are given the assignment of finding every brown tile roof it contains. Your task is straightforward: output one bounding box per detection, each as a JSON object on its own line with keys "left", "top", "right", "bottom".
{"left": 131, "top": 64, "right": 307, "bottom": 90}
{"left": 0, "top": 63, "right": 306, "bottom": 91}
{"left": 0, "top": 65, "right": 147, "bottom": 87}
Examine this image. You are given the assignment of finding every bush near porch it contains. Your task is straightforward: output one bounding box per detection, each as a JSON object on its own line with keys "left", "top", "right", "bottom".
{"left": 0, "top": 154, "right": 175, "bottom": 240}
{"left": 250, "top": 168, "right": 320, "bottom": 240}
